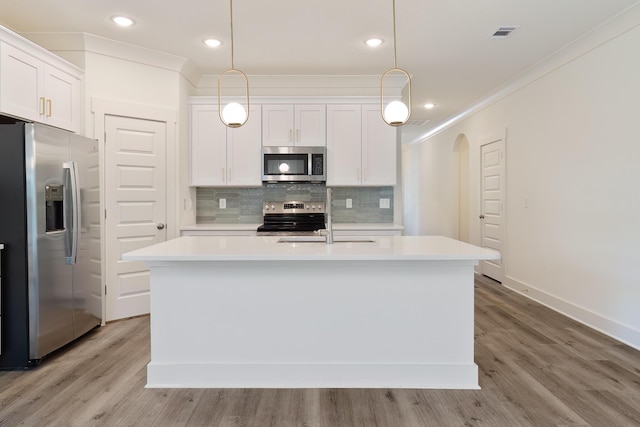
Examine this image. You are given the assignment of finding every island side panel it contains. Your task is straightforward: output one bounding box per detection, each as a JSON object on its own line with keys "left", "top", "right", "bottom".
{"left": 146, "top": 259, "right": 478, "bottom": 389}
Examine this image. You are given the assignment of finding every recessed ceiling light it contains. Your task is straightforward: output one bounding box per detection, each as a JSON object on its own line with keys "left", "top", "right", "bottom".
{"left": 424, "top": 103, "right": 435, "bottom": 109}
{"left": 111, "top": 16, "right": 134, "bottom": 27}
{"left": 365, "top": 38, "right": 383, "bottom": 47}
{"left": 204, "top": 39, "right": 222, "bottom": 48}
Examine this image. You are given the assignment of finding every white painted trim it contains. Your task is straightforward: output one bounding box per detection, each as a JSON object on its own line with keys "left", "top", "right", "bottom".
{"left": 195, "top": 74, "right": 404, "bottom": 98}
{"left": 504, "top": 275, "right": 640, "bottom": 351}
{"left": 189, "top": 95, "right": 382, "bottom": 105}
{"left": 91, "top": 97, "right": 178, "bottom": 321}
{"left": 146, "top": 362, "right": 480, "bottom": 389}
{"left": 1, "top": 26, "right": 83, "bottom": 75}
{"left": 84, "top": 34, "right": 188, "bottom": 73}
{"left": 197, "top": 74, "right": 404, "bottom": 90}
{"left": 19, "top": 32, "right": 202, "bottom": 87}
{"left": 410, "top": 2, "right": 640, "bottom": 145}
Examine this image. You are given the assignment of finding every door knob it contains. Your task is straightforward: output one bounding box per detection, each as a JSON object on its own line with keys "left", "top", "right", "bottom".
{"left": 479, "top": 215, "right": 485, "bottom": 219}
{"left": 157, "top": 223, "right": 165, "bottom": 230}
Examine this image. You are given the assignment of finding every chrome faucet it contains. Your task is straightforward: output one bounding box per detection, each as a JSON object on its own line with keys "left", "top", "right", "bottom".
{"left": 325, "top": 187, "right": 334, "bottom": 244}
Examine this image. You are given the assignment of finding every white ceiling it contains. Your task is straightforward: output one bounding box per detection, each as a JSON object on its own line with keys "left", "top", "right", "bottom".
{"left": 1, "top": 0, "right": 638, "bottom": 139}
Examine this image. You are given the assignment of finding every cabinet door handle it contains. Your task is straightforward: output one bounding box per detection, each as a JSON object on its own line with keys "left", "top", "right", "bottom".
{"left": 296, "top": 129, "right": 300, "bottom": 142}
{"left": 222, "top": 168, "right": 225, "bottom": 182}
{"left": 40, "top": 97, "right": 46, "bottom": 115}
{"left": 46, "top": 99, "right": 52, "bottom": 117}
{"left": 289, "top": 129, "right": 292, "bottom": 142}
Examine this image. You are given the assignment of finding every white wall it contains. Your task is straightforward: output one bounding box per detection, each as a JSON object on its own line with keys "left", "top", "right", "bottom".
{"left": 403, "top": 7, "right": 640, "bottom": 349}
{"left": 179, "top": 73, "right": 198, "bottom": 226}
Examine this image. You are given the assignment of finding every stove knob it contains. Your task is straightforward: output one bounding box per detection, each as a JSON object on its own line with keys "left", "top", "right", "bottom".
{"left": 270, "top": 204, "right": 275, "bottom": 210}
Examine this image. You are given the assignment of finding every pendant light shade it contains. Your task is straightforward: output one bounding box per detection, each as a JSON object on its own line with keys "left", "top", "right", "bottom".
{"left": 384, "top": 100, "right": 409, "bottom": 125}
{"left": 218, "top": 69, "right": 249, "bottom": 128}
{"left": 218, "top": 0, "right": 249, "bottom": 128}
{"left": 220, "top": 101, "right": 247, "bottom": 127}
{"left": 381, "top": 0, "right": 412, "bottom": 127}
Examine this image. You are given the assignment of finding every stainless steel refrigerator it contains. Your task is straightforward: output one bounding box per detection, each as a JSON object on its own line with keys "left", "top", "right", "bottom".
{"left": 0, "top": 121, "right": 102, "bottom": 369}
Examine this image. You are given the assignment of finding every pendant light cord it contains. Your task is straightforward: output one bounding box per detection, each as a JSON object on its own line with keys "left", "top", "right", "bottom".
{"left": 230, "top": 0, "right": 235, "bottom": 69}
{"left": 392, "top": 0, "right": 398, "bottom": 68}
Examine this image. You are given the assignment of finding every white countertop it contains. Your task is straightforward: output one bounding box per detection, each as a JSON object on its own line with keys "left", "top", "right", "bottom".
{"left": 180, "top": 223, "right": 404, "bottom": 232}
{"left": 180, "top": 223, "right": 262, "bottom": 232}
{"left": 123, "top": 235, "right": 499, "bottom": 262}
{"left": 333, "top": 223, "right": 404, "bottom": 231}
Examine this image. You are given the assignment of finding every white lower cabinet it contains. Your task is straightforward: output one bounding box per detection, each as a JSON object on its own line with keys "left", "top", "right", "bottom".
{"left": 327, "top": 104, "right": 396, "bottom": 186}
{"left": 190, "top": 104, "right": 262, "bottom": 186}
{"left": 0, "top": 37, "right": 82, "bottom": 133}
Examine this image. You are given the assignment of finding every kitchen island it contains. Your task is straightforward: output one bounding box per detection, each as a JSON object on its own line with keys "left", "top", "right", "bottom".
{"left": 123, "top": 235, "right": 499, "bottom": 389}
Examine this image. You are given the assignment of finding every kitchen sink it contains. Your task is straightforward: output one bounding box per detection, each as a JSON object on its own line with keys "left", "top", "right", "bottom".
{"left": 277, "top": 236, "right": 376, "bottom": 243}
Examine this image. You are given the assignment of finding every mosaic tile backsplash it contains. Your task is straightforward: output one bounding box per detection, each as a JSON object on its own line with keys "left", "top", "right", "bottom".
{"left": 196, "top": 184, "right": 394, "bottom": 224}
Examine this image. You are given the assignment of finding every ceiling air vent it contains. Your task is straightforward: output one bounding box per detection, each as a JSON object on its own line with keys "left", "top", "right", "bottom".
{"left": 491, "top": 26, "right": 519, "bottom": 38}
{"left": 405, "top": 119, "right": 429, "bottom": 127}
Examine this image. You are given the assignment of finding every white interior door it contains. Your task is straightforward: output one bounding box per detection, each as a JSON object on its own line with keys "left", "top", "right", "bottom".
{"left": 105, "top": 115, "right": 166, "bottom": 321}
{"left": 480, "top": 139, "right": 505, "bottom": 282}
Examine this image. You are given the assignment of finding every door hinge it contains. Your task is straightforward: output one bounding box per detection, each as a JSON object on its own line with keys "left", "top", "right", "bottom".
{"left": 104, "top": 209, "right": 107, "bottom": 219}
{"left": 104, "top": 285, "right": 107, "bottom": 295}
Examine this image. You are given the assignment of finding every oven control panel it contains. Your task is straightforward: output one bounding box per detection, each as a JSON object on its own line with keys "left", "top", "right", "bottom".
{"left": 263, "top": 201, "right": 326, "bottom": 215}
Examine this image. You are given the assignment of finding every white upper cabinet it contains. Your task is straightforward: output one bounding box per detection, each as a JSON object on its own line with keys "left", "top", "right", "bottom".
{"left": 0, "top": 35, "right": 82, "bottom": 133}
{"left": 191, "top": 104, "right": 226, "bottom": 186}
{"left": 42, "top": 64, "right": 80, "bottom": 132}
{"left": 262, "top": 104, "right": 326, "bottom": 147}
{"left": 226, "top": 105, "right": 263, "bottom": 186}
{"left": 326, "top": 104, "right": 396, "bottom": 186}
{"left": 326, "top": 104, "right": 362, "bottom": 186}
{"left": 190, "top": 104, "right": 262, "bottom": 187}
{"left": 361, "top": 104, "right": 397, "bottom": 186}
{"left": 294, "top": 104, "right": 326, "bottom": 146}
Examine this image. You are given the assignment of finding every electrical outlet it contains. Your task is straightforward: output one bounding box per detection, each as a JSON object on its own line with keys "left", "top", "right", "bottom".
{"left": 219, "top": 198, "right": 226, "bottom": 209}
{"left": 346, "top": 198, "right": 352, "bottom": 209}
{"left": 380, "top": 198, "right": 390, "bottom": 209}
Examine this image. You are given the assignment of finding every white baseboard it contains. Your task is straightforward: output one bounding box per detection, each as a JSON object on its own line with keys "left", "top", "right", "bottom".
{"left": 503, "top": 275, "right": 640, "bottom": 351}
{"left": 146, "top": 362, "right": 480, "bottom": 389}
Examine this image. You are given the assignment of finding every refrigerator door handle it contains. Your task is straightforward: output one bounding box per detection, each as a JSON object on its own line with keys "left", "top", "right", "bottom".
{"left": 63, "top": 161, "right": 81, "bottom": 264}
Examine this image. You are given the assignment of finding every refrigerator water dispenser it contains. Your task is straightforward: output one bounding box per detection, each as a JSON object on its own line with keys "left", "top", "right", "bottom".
{"left": 45, "top": 184, "right": 64, "bottom": 232}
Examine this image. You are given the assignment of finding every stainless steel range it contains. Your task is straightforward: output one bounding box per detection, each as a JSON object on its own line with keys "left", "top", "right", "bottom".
{"left": 257, "top": 201, "right": 326, "bottom": 235}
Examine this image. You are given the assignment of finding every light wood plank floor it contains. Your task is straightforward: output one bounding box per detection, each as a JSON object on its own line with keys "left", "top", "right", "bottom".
{"left": 1, "top": 276, "right": 639, "bottom": 426}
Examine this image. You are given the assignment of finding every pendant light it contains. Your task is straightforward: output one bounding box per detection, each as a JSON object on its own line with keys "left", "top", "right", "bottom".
{"left": 380, "top": 0, "right": 412, "bottom": 126}
{"left": 218, "top": 0, "right": 249, "bottom": 128}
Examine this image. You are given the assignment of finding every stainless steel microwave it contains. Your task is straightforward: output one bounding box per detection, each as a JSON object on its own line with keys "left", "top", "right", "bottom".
{"left": 262, "top": 146, "right": 326, "bottom": 182}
